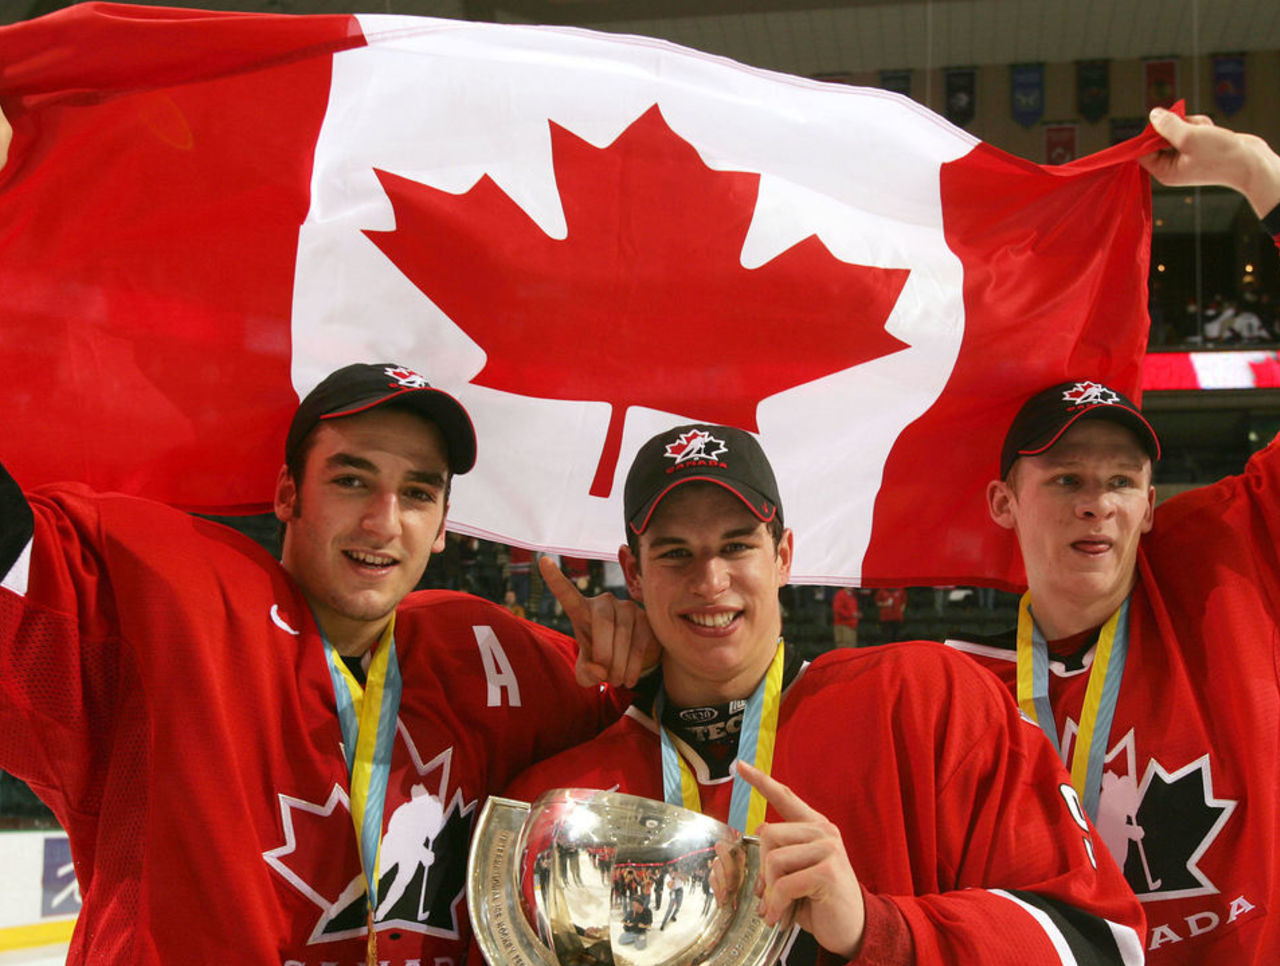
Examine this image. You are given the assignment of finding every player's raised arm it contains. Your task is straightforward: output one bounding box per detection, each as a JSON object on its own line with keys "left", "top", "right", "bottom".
{"left": 538, "top": 554, "right": 658, "bottom": 689}
{"left": 1140, "top": 107, "right": 1280, "bottom": 218}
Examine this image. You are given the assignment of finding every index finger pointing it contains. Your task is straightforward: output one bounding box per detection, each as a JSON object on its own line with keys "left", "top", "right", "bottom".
{"left": 734, "top": 760, "right": 820, "bottom": 823}
{"left": 538, "top": 555, "right": 589, "bottom": 624}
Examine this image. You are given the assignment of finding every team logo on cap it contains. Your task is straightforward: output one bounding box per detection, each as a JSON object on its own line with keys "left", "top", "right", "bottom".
{"left": 1063, "top": 381, "right": 1120, "bottom": 407}
{"left": 384, "top": 365, "right": 430, "bottom": 388}
{"left": 664, "top": 429, "right": 727, "bottom": 466}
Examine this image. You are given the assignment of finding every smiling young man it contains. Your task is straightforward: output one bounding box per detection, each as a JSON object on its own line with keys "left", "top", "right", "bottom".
{"left": 947, "top": 111, "right": 1280, "bottom": 966}
{"left": 501, "top": 422, "right": 1145, "bottom": 966}
{"left": 0, "top": 362, "right": 653, "bottom": 965}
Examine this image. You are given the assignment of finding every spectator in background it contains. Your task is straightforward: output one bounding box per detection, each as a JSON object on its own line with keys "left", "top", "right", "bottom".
{"left": 506, "top": 545, "right": 534, "bottom": 607}
{"left": 831, "top": 586, "right": 860, "bottom": 648}
{"left": 874, "top": 587, "right": 907, "bottom": 642}
{"left": 561, "top": 554, "right": 594, "bottom": 594}
{"left": 502, "top": 587, "right": 526, "bottom": 619}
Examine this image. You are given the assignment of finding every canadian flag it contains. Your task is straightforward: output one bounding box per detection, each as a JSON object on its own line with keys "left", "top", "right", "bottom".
{"left": 0, "top": 3, "right": 1164, "bottom": 587}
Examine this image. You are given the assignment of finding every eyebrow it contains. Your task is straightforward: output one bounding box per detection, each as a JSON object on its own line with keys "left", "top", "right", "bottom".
{"left": 645, "top": 524, "right": 762, "bottom": 549}
{"left": 324, "top": 453, "right": 447, "bottom": 487}
{"left": 1041, "top": 453, "right": 1147, "bottom": 470}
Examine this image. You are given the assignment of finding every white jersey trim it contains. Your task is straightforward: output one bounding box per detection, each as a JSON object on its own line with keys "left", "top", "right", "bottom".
{"left": 1, "top": 536, "right": 31, "bottom": 597}
{"left": 946, "top": 637, "right": 1095, "bottom": 679}
{"left": 989, "top": 889, "right": 1144, "bottom": 966}
{"left": 990, "top": 888, "right": 1078, "bottom": 965}
{"left": 944, "top": 638, "right": 1015, "bottom": 663}
{"left": 1106, "top": 918, "right": 1146, "bottom": 966}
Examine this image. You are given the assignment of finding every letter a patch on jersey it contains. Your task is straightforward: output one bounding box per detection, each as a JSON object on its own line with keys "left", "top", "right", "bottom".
{"left": 474, "top": 625, "right": 522, "bottom": 707}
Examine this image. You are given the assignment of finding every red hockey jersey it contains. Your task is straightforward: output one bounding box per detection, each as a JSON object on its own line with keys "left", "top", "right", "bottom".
{"left": 948, "top": 436, "right": 1280, "bottom": 964}
{"left": 0, "top": 469, "right": 622, "bottom": 965}
{"left": 503, "top": 643, "right": 1146, "bottom": 966}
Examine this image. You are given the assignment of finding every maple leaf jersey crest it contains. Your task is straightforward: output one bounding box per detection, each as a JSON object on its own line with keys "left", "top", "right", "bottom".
{"left": 1083, "top": 728, "right": 1236, "bottom": 903}
{"left": 263, "top": 728, "right": 477, "bottom": 944}
{"left": 1062, "top": 381, "right": 1120, "bottom": 407}
{"left": 664, "top": 429, "right": 727, "bottom": 466}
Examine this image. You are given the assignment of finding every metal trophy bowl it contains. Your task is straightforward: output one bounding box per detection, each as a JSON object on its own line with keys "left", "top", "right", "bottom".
{"left": 468, "top": 788, "right": 792, "bottom": 966}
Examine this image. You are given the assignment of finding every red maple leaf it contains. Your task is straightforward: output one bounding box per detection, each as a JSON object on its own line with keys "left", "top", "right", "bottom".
{"left": 365, "top": 105, "right": 910, "bottom": 496}
{"left": 265, "top": 789, "right": 361, "bottom": 910}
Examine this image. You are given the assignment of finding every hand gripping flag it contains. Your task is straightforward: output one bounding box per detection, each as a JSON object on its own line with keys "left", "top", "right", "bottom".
{"left": 0, "top": 3, "right": 1167, "bottom": 588}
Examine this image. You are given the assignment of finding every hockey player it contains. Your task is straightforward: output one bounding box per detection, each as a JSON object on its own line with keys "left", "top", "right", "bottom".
{"left": 500, "top": 422, "right": 1146, "bottom": 965}
{"left": 947, "top": 110, "right": 1280, "bottom": 964}
{"left": 0, "top": 362, "right": 655, "bottom": 964}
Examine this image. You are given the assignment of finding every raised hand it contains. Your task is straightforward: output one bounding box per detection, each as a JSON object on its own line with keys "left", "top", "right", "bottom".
{"left": 0, "top": 103, "right": 10, "bottom": 171}
{"left": 538, "top": 554, "right": 659, "bottom": 688}
{"left": 1140, "top": 107, "right": 1280, "bottom": 218}
{"left": 736, "top": 759, "right": 865, "bottom": 960}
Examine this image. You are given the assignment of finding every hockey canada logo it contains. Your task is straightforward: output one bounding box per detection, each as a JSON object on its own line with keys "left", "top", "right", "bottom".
{"left": 263, "top": 726, "right": 476, "bottom": 945}
{"left": 1062, "top": 381, "right": 1120, "bottom": 407}
{"left": 1080, "top": 729, "right": 1236, "bottom": 902}
{"left": 664, "top": 429, "right": 727, "bottom": 466}
{"left": 384, "top": 365, "right": 430, "bottom": 389}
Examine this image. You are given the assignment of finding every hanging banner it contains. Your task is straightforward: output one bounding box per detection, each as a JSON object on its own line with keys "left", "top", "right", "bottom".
{"left": 1144, "top": 58, "right": 1179, "bottom": 112}
{"left": 1010, "top": 63, "right": 1044, "bottom": 128}
{"left": 1045, "top": 123, "right": 1077, "bottom": 165}
{"left": 944, "top": 67, "right": 976, "bottom": 126}
{"left": 879, "top": 69, "right": 912, "bottom": 98}
{"left": 1110, "top": 116, "right": 1146, "bottom": 145}
{"left": 1212, "top": 54, "right": 1246, "bottom": 116}
{"left": 1076, "top": 60, "right": 1110, "bottom": 123}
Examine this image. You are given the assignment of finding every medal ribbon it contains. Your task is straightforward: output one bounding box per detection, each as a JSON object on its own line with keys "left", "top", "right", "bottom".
{"left": 1015, "top": 594, "right": 1129, "bottom": 819}
{"left": 657, "top": 639, "right": 785, "bottom": 834}
{"left": 322, "top": 617, "right": 402, "bottom": 955}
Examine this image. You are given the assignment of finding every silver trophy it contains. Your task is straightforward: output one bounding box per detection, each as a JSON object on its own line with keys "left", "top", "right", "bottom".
{"left": 468, "top": 788, "right": 792, "bottom": 966}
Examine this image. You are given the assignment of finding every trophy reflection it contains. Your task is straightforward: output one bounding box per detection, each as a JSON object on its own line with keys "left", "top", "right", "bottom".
{"left": 468, "top": 788, "right": 791, "bottom": 966}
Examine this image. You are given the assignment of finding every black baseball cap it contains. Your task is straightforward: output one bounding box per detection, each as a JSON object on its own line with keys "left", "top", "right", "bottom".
{"left": 1001, "top": 380, "right": 1160, "bottom": 479}
{"left": 624, "top": 423, "right": 781, "bottom": 535}
{"left": 285, "top": 363, "right": 477, "bottom": 474}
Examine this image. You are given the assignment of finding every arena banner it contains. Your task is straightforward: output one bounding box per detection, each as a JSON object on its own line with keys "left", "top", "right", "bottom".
{"left": 1145, "top": 57, "right": 1179, "bottom": 112}
{"left": 1010, "top": 63, "right": 1044, "bottom": 128}
{"left": 1076, "top": 59, "right": 1110, "bottom": 124}
{"left": 943, "top": 67, "right": 976, "bottom": 127}
{"left": 1045, "top": 123, "right": 1078, "bottom": 165}
{"left": 1212, "top": 54, "right": 1246, "bottom": 117}
{"left": 0, "top": 2, "right": 1168, "bottom": 587}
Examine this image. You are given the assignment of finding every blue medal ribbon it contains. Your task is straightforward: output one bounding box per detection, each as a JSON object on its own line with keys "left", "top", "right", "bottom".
{"left": 656, "top": 639, "right": 785, "bottom": 834}
{"left": 1016, "top": 595, "right": 1129, "bottom": 819}
{"left": 321, "top": 617, "right": 402, "bottom": 954}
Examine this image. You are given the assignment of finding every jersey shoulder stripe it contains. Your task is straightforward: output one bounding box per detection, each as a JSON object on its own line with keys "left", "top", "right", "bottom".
{"left": 995, "top": 888, "right": 1144, "bottom": 966}
{"left": 0, "top": 463, "right": 34, "bottom": 595}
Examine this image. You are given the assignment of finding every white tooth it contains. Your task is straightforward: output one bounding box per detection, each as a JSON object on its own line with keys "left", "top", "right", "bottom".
{"left": 689, "top": 612, "right": 735, "bottom": 628}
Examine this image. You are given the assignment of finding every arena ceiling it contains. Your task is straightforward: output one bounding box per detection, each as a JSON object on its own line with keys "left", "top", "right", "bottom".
{"left": 2, "top": 0, "right": 1278, "bottom": 78}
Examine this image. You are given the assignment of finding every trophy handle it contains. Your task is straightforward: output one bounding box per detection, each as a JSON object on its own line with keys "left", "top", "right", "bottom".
{"left": 468, "top": 796, "right": 559, "bottom": 966}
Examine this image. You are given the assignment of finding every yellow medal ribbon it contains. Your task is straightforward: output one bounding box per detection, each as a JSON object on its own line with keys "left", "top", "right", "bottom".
{"left": 323, "top": 617, "right": 402, "bottom": 962}
{"left": 1015, "top": 594, "right": 1129, "bottom": 819}
{"left": 657, "top": 639, "right": 786, "bottom": 834}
